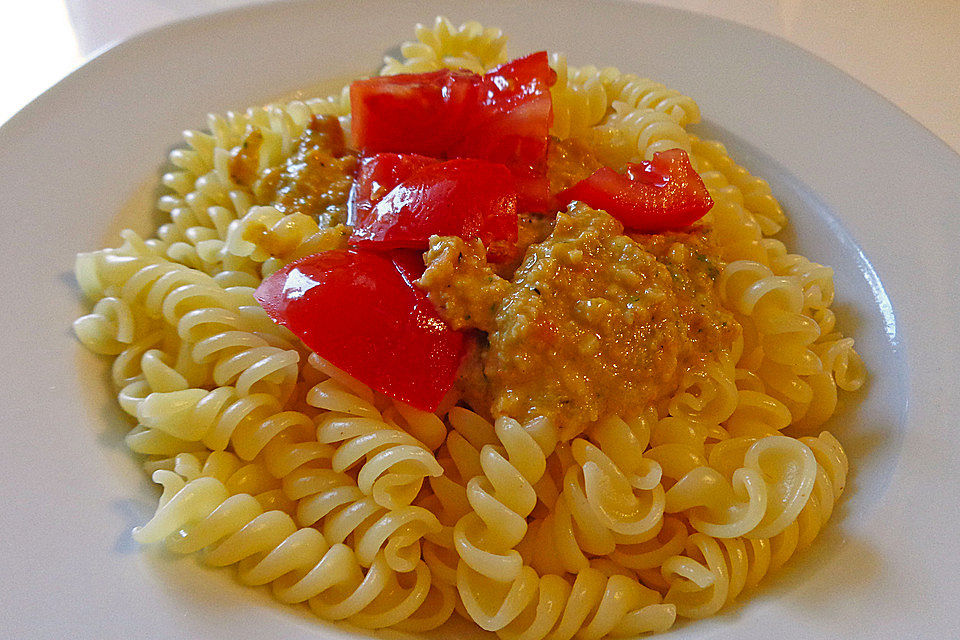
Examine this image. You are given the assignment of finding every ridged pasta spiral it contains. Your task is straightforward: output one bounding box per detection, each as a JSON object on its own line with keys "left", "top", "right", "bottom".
{"left": 666, "top": 359, "right": 741, "bottom": 428}
{"left": 661, "top": 431, "right": 847, "bottom": 619}
{"left": 287, "top": 462, "right": 442, "bottom": 573}
{"left": 135, "top": 471, "right": 454, "bottom": 631}
{"left": 521, "top": 437, "right": 666, "bottom": 575}
{"left": 380, "top": 16, "right": 507, "bottom": 75}
{"left": 114, "top": 340, "right": 207, "bottom": 425}
{"left": 314, "top": 410, "right": 444, "bottom": 511}
{"left": 665, "top": 435, "right": 818, "bottom": 539}
{"left": 719, "top": 260, "right": 821, "bottom": 373}
{"left": 813, "top": 336, "right": 866, "bottom": 392}
{"left": 723, "top": 380, "right": 794, "bottom": 438}
{"left": 601, "top": 71, "right": 701, "bottom": 127}
{"left": 453, "top": 413, "right": 558, "bottom": 583}
{"left": 305, "top": 357, "right": 445, "bottom": 511}
{"left": 690, "top": 136, "right": 787, "bottom": 236}
{"left": 589, "top": 102, "right": 691, "bottom": 167}
{"left": 549, "top": 56, "right": 610, "bottom": 140}
{"left": 146, "top": 450, "right": 295, "bottom": 514}
{"left": 80, "top": 250, "right": 301, "bottom": 398}
{"left": 457, "top": 562, "right": 676, "bottom": 638}
{"left": 222, "top": 205, "right": 349, "bottom": 277}
{"left": 129, "top": 385, "right": 314, "bottom": 460}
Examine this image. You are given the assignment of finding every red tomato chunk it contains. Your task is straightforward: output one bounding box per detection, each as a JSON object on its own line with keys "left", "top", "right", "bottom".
{"left": 349, "top": 68, "right": 479, "bottom": 157}
{"left": 254, "top": 250, "right": 464, "bottom": 411}
{"left": 449, "top": 52, "right": 556, "bottom": 170}
{"left": 348, "top": 152, "right": 439, "bottom": 229}
{"left": 350, "top": 52, "right": 555, "bottom": 212}
{"left": 557, "top": 149, "right": 713, "bottom": 232}
{"left": 349, "top": 155, "right": 518, "bottom": 260}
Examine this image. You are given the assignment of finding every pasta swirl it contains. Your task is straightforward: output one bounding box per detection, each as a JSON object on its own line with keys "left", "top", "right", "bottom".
{"left": 664, "top": 435, "right": 818, "bottom": 539}
{"left": 601, "top": 71, "right": 701, "bottom": 127}
{"left": 135, "top": 472, "right": 453, "bottom": 630}
{"left": 380, "top": 16, "right": 507, "bottom": 75}
{"left": 72, "top": 18, "right": 867, "bottom": 638}
{"left": 82, "top": 250, "right": 301, "bottom": 398}
{"left": 523, "top": 438, "right": 665, "bottom": 575}
{"left": 457, "top": 564, "right": 676, "bottom": 639}
{"left": 548, "top": 56, "right": 610, "bottom": 139}
{"left": 590, "top": 102, "right": 691, "bottom": 167}
{"left": 661, "top": 431, "right": 846, "bottom": 619}
{"left": 131, "top": 386, "right": 313, "bottom": 459}
{"left": 453, "top": 415, "right": 558, "bottom": 583}
{"left": 719, "top": 260, "right": 821, "bottom": 373}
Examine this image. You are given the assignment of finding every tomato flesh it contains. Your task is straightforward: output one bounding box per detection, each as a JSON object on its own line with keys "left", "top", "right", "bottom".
{"left": 451, "top": 52, "right": 555, "bottom": 169}
{"left": 556, "top": 149, "right": 713, "bottom": 232}
{"left": 350, "top": 52, "right": 555, "bottom": 212}
{"left": 348, "top": 152, "right": 439, "bottom": 230}
{"left": 350, "top": 68, "right": 479, "bottom": 157}
{"left": 349, "top": 156, "right": 518, "bottom": 259}
{"left": 254, "top": 249, "right": 464, "bottom": 411}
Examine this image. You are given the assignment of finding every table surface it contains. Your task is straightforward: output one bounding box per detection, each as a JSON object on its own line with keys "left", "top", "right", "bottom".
{"left": 2, "top": 0, "right": 958, "bottom": 153}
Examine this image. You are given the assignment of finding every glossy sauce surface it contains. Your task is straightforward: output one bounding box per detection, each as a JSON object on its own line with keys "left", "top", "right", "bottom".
{"left": 421, "top": 204, "right": 739, "bottom": 438}
{"left": 232, "top": 115, "right": 358, "bottom": 226}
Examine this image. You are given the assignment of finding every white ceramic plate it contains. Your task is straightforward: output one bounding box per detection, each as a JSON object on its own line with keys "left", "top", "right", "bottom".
{"left": 2, "top": 1, "right": 958, "bottom": 638}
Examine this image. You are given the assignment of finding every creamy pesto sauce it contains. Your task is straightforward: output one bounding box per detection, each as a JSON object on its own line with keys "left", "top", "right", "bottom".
{"left": 230, "top": 115, "right": 357, "bottom": 228}
{"left": 421, "top": 204, "right": 739, "bottom": 439}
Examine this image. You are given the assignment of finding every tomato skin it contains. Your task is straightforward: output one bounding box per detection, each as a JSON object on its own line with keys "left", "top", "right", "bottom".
{"left": 348, "top": 152, "right": 439, "bottom": 228}
{"left": 556, "top": 149, "right": 713, "bottom": 231}
{"left": 254, "top": 249, "right": 464, "bottom": 411}
{"left": 512, "top": 166, "right": 551, "bottom": 214}
{"left": 349, "top": 52, "right": 555, "bottom": 213}
{"left": 451, "top": 51, "right": 556, "bottom": 170}
{"left": 350, "top": 68, "right": 479, "bottom": 157}
{"left": 349, "top": 156, "right": 518, "bottom": 260}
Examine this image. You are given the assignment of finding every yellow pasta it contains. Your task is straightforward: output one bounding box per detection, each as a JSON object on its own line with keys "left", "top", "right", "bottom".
{"left": 72, "top": 16, "right": 866, "bottom": 638}
{"left": 380, "top": 16, "right": 507, "bottom": 76}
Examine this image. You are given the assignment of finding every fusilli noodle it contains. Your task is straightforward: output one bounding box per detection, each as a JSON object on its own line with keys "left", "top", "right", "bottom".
{"left": 73, "top": 16, "right": 865, "bottom": 638}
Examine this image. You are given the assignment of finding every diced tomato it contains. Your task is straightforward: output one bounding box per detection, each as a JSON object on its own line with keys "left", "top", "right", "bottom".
{"left": 556, "top": 149, "right": 713, "bottom": 232}
{"left": 349, "top": 157, "right": 518, "bottom": 260}
{"left": 349, "top": 52, "right": 556, "bottom": 213}
{"left": 348, "top": 152, "right": 439, "bottom": 228}
{"left": 254, "top": 249, "right": 464, "bottom": 411}
{"left": 451, "top": 52, "right": 556, "bottom": 170}
{"left": 511, "top": 166, "right": 551, "bottom": 214}
{"left": 350, "top": 68, "right": 479, "bottom": 157}
{"left": 389, "top": 248, "right": 429, "bottom": 284}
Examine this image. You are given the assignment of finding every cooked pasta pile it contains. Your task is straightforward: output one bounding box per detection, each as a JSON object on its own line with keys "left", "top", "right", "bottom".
{"left": 74, "top": 17, "right": 866, "bottom": 637}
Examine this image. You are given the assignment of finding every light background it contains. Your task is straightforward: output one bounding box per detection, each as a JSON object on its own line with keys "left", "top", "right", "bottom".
{"left": 1, "top": 0, "right": 958, "bottom": 152}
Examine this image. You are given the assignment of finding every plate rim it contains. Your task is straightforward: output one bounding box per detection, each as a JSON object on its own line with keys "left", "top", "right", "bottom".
{"left": 1, "top": 1, "right": 959, "bottom": 638}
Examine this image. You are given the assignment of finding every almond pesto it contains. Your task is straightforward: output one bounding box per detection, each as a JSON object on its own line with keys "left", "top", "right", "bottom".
{"left": 229, "top": 115, "right": 357, "bottom": 227}
{"left": 420, "top": 204, "right": 739, "bottom": 438}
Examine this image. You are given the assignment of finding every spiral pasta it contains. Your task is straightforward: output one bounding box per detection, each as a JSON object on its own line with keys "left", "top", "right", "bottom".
{"left": 136, "top": 471, "right": 453, "bottom": 630}
{"left": 380, "top": 16, "right": 508, "bottom": 75}
{"left": 306, "top": 359, "right": 445, "bottom": 511}
{"left": 73, "top": 16, "right": 865, "bottom": 639}
{"left": 457, "top": 563, "right": 676, "bottom": 639}
{"left": 548, "top": 56, "right": 611, "bottom": 140}
{"left": 521, "top": 438, "right": 666, "bottom": 575}
{"left": 589, "top": 102, "right": 692, "bottom": 167}
{"left": 602, "top": 71, "right": 701, "bottom": 128}
{"left": 691, "top": 136, "right": 787, "bottom": 236}
{"left": 287, "top": 464, "right": 442, "bottom": 574}
{"left": 130, "top": 386, "right": 314, "bottom": 459}
{"left": 453, "top": 414, "right": 558, "bottom": 582}
{"left": 661, "top": 431, "right": 847, "bottom": 619}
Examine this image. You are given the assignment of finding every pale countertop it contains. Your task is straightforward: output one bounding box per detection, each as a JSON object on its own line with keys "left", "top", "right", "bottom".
{"left": 2, "top": 0, "right": 958, "bottom": 153}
